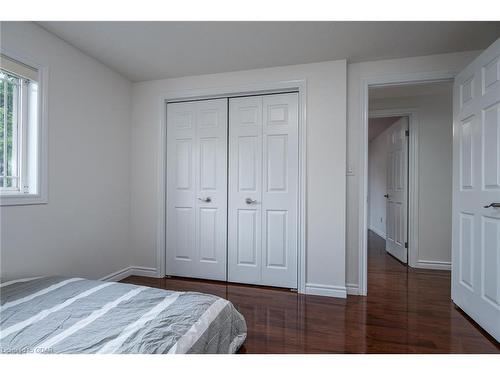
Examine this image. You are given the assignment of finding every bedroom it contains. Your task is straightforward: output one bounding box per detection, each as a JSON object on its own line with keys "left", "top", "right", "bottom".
{"left": 1, "top": 0, "right": 500, "bottom": 372}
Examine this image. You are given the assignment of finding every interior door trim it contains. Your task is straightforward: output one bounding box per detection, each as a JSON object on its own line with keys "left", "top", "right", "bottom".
{"left": 156, "top": 79, "right": 308, "bottom": 294}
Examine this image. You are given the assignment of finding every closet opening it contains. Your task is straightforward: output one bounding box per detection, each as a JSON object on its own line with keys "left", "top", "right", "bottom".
{"left": 161, "top": 86, "right": 306, "bottom": 293}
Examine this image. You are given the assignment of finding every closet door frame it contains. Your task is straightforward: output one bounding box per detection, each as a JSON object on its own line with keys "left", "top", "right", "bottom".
{"left": 157, "top": 80, "right": 307, "bottom": 293}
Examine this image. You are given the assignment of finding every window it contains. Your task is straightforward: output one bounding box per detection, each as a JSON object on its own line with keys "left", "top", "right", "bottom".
{"left": 0, "top": 53, "right": 46, "bottom": 205}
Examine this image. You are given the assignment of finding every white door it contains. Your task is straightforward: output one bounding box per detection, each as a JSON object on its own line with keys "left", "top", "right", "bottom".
{"left": 385, "top": 117, "right": 408, "bottom": 263}
{"left": 452, "top": 38, "right": 500, "bottom": 342}
{"left": 228, "top": 93, "right": 299, "bottom": 288}
{"left": 166, "top": 98, "right": 228, "bottom": 281}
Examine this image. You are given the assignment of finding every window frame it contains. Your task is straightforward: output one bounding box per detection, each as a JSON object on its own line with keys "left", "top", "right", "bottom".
{"left": 0, "top": 48, "right": 48, "bottom": 206}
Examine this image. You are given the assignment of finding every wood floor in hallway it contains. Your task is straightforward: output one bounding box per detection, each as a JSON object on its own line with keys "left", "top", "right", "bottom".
{"left": 122, "top": 231, "right": 499, "bottom": 353}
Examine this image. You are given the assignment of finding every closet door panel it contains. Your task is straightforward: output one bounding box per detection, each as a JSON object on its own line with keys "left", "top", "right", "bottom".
{"left": 167, "top": 102, "right": 196, "bottom": 272}
{"left": 261, "top": 93, "right": 298, "bottom": 288}
{"left": 228, "top": 96, "right": 263, "bottom": 284}
{"left": 228, "top": 93, "right": 298, "bottom": 288}
{"left": 195, "top": 99, "right": 228, "bottom": 280}
{"left": 166, "top": 99, "right": 227, "bottom": 281}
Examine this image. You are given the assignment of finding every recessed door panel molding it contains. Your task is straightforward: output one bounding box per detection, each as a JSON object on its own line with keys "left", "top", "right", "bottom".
{"left": 482, "top": 102, "right": 500, "bottom": 189}
{"left": 238, "top": 136, "right": 258, "bottom": 192}
{"left": 199, "top": 137, "right": 218, "bottom": 191}
{"left": 386, "top": 202, "right": 394, "bottom": 242}
{"left": 198, "top": 109, "right": 219, "bottom": 128}
{"left": 174, "top": 207, "right": 194, "bottom": 261}
{"left": 385, "top": 117, "right": 408, "bottom": 264}
{"left": 267, "top": 104, "right": 289, "bottom": 125}
{"left": 175, "top": 139, "right": 193, "bottom": 190}
{"left": 174, "top": 111, "right": 194, "bottom": 130}
{"left": 452, "top": 38, "right": 500, "bottom": 342}
{"left": 229, "top": 93, "right": 298, "bottom": 288}
{"left": 460, "top": 117, "right": 474, "bottom": 190}
{"left": 199, "top": 207, "right": 218, "bottom": 263}
{"left": 481, "top": 216, "right": 500, "bottom": 308}
{"left": 482, "top": 54, "right": 500, "bottom": 95}
{"left": 459, "top": 212, "right": 474, "bottom": 291}
{"left": 238, "top": 105, "right": 260, "bottom": 126}
{"left": 237, "top": 209, "right": 259, "bottom": 266}
{"left": 395, "top": 149, "right": 404, "bottom": 191}
{"left": 461, "top": 76, "right": 474, "bottom": 108}
{"left": 266, "top": 134, "right": 288, "bottom": 192}
{"left": 166, "top": 98, "right": 227, "bottom": 281}
{"left": 266, "top": 210, "right": 288, "bottom": 268}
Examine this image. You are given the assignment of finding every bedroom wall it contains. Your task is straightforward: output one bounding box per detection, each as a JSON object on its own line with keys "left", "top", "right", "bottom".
{"left": 370, "top": 91, "right": 454, "bottom": 269}
{"left": 0, "top": 23, "right": 481, "bottom": 297}
{"left": 0, "top": 22, "right": 133, "bottom": 280}
{"left": 130, "top": 60, "right": 347, "bottom": 295}
{"left": 346, "top": 50, "right": 480, "bottom": 292}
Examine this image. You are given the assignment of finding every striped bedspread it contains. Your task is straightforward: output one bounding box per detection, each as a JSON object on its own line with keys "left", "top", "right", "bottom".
{"left": 0, "top": 276, "right": 247, "bottom": 354}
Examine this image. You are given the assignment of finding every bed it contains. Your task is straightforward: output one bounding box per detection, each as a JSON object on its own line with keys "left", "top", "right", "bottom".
{"left": 0, "top": 276, "right": 247, "bottom": 354}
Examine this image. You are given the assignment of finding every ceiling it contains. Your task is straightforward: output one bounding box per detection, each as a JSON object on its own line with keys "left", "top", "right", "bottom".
{"left": 369, "top": 117, "right": 401, "bottom": 142}
{"left": 38, "top": 21, "right": 500, "bottom": 82}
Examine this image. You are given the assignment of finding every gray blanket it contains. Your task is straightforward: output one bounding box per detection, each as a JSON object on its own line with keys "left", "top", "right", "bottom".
{"left": 0, "top": 276, "right": 246, "bottom": 354}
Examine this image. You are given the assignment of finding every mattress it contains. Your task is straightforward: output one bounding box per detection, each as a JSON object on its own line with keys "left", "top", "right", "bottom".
{"left": 0, "top": 276, "right": 247, "bottom": 354}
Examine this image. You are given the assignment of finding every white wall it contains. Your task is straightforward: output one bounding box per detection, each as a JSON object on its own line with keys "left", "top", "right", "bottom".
{"left": 130, "top": 60, "right": 347, "bottom": 294}
{"left": 346, "top": 51, "right": 480, "bottom": 291}
{"left": 368, "top": 125, "right": 392, "bottom": 238}
{"left": 0, "top": 22, "right": 133, "bottom": 280}
{"left": 370, "top": 92, "right": 453, "bottom": 268}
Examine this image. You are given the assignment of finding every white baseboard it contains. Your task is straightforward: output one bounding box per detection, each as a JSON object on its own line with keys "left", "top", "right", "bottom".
{"left": 100, "top": 266, "right": 158, "bottom": 282}
{"left": 346, "top": 283, "right": 360, "bottom": 295}
{"left": 305, "top": 283, "right": 347, "bottom": 299}
{"left": 413, "top": 260, "right": 451, "bottom": 271}
{"left": 368, "top": 226, "right": 386, "bottom": 239}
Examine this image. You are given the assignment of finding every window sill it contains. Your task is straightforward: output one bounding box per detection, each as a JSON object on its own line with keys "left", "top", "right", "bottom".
{"left": 0, "top": 193, "right": 48, "bottom": 206}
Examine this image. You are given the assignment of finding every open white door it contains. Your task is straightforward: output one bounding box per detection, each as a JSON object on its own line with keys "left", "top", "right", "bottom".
{"left": 452, "top": 38, "right": 500, "bottom": 342}
{"left": 385, "top": 117, "right": 408, "bottom": 264}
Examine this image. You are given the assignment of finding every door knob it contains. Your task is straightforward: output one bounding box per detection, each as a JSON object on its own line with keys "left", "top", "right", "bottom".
{"left": 484, "top": 202, "right": 500, "bottom": 208}
{"left": 198, "top": 197, "right": 211, "bottom": 203}
{"left": 384, "top": 194, "right": 389, "bottom": 198}
{"left": 245, "top": 198, "right": 257, "bottom": 204}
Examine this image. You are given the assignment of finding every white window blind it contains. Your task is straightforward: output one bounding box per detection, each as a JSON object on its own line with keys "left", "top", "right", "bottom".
{"left": 0, "top": 54, "right": 38, "bottom": 82}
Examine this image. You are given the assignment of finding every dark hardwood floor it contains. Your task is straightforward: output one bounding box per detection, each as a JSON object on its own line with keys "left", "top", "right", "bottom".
{"left": 121, "top": 231, "right": 499, "bottom": 353}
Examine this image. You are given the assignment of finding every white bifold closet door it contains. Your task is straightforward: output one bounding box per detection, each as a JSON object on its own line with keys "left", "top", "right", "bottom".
{"left": 228, "top": 93, "right": 299, "bottom": 288}
{"left": 166, "top": 98, "right": 227, "bottom": 281}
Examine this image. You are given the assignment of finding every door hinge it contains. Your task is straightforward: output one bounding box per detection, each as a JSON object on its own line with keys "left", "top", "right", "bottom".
{"left": 405, "top": 242, "right": 408, "bottom": 248}
{"left": 405, "top": 130, "right": 409, "bottom": 137}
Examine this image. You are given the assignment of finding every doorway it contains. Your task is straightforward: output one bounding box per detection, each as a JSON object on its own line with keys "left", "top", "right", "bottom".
{"left": 364, "top": 79, "right": 454, "bottom": 292}
{"left": 368, "top": 115, "right": 409, "bottom": 265}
